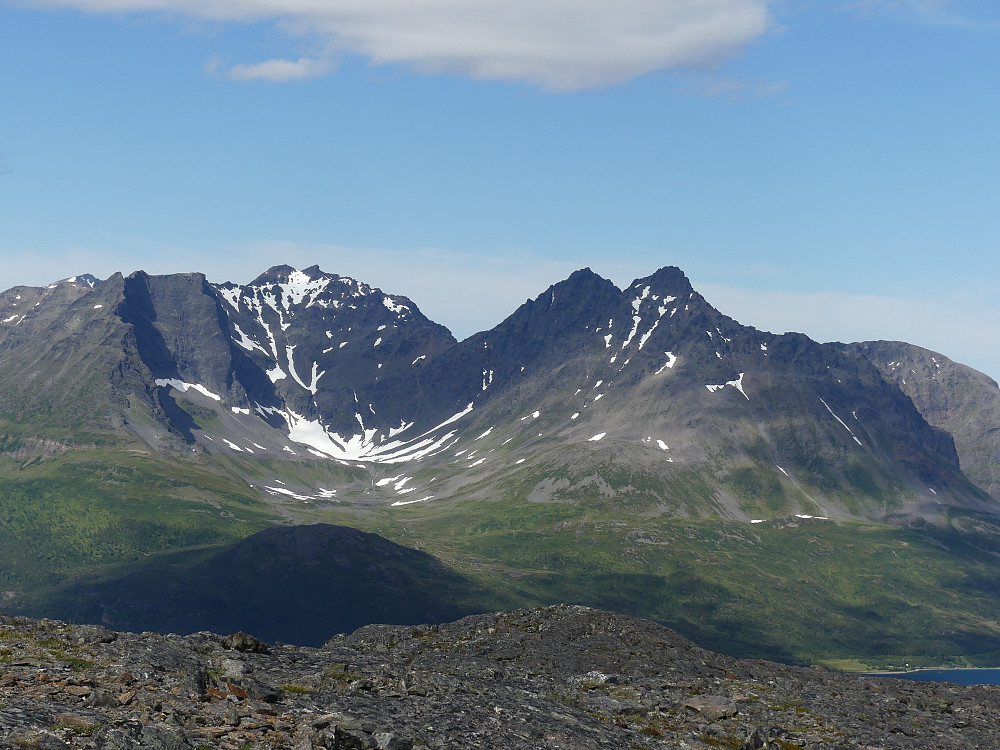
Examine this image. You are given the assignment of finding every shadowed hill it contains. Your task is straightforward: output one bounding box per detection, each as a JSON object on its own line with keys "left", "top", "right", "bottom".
{"left": 24, "top": 524, "right": 496, "bottom": 646}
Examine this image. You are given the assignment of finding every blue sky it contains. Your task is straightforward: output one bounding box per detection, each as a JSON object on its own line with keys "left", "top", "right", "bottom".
{"left": 2, "top": 0, "right": 1000, "bottom": 378}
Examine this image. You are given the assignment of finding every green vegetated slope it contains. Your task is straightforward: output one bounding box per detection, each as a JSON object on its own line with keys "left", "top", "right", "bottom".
{"left": 5, "top": 385, "right": 999, "bottom": 670}
{"left": 12, "top": 442, "right": 1000, "bottom": 669}
{"left": 0, "top": 443, "right": 274, "bottom": 595}
{"left": 309, "top": 494, "right": 1000, "bottom": 670}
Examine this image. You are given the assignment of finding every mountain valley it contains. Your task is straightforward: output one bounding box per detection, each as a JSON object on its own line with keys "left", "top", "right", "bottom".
{"left": 2, "top": 266, "right": 1000, "bottom": 669}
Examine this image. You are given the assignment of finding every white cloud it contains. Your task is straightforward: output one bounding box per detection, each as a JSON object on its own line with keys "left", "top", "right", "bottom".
{"left": 27, "top": 0, "right": 773, "bottom": 89}
{"left": 217, "top": 56, "right": 335, "bottom": 82}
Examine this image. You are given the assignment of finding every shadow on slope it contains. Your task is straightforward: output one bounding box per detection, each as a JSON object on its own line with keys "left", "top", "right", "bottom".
{"left": 23, "top": 524, "right": 493, "bottom": 646}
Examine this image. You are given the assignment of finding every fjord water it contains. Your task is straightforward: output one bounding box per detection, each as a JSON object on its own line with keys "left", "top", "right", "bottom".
{"left": 870, "top": 669, "right": 1000, "bottom": 686}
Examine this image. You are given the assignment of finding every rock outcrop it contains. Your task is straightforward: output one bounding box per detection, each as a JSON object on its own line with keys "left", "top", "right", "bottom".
{"left": 1, "top": 605, "right": 996, "bottom": 749}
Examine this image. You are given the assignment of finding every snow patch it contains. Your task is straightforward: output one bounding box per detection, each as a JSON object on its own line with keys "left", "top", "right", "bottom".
{"left": 638, "top": 321, "right": 659, "bottom": 350}
{"left": 654, "top": 352, "right": 679, "bottom": 374}
{"left": 631, "top": 286, "right": 650, "bottom": 312}
{"left": 621, "top": 315, "right": 642, "bottom": 349}
{"left": 389, "top": 420, "right": 414, "bottom": 438}
{"left": 281, "top": 269, "right": 333, "bottom": 307}
{"left": 728, "top": 372, "right": 749, "bottom": 400}
{"left": 154, "top": 378, "right": 222, "bottom": 401}
{"left": 391, "top": 495, "right": 432, "bottom": 507}
{"left": 217, "top": 286, "right": 241, "bottom": 310}
{"left": 383, "top": 297, "right": 410, "bottom": 316}
{"left": 705, "top": 373, "right": 749, "bottom": 400}
{"left": 285, "top": 346, "right": 326, "bottom": 394}
{"left": 588, "top": 432, "right": 606, "bottom": 442}
{"left": 232, "top": 323, "right": 268, "bottom": 354}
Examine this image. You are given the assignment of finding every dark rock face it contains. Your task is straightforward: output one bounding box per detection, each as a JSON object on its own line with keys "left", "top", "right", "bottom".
{"left": 213, "top": 264, "right": 457, "bottom": 435}
{"left": 0, "top": 605, "right": 997, "bottom": 750}
{"left": 0, "top": 264, "right": 993, "bottom": 535}
{"left": 847, "top": 340, "right": 1000, "bottom": 502}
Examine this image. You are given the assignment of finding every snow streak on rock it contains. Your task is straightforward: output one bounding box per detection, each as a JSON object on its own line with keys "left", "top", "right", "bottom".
{"left": 154, "top": 378, "right": 222, "bottom": 401}
{"left": 818, "top": 397, "right": 863, "bottom": 446}
{"left": 264, "top": 402, "right": 475, "bottom": 465}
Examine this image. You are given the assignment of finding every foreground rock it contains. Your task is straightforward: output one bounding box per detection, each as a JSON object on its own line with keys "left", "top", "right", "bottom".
{"left": 0, "top": 605, "right": 996, "bottom": 749}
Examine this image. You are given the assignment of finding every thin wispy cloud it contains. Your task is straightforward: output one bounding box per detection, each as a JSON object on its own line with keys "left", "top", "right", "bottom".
{"left": 688, "top": 76, "right": 789, "bottom": 99}
{"left": 210, "top": 56, "right": 336, "bottom": 82}
{"left": 845, "top": 0, "right": 1000, "bottom": 29}
{"left": 25, "top": 0, "right": 773, "bottom": 90}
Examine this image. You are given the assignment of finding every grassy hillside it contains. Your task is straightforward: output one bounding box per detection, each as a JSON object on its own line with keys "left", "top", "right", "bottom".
{"left": 0, "top": 446, "right": 274, "bottom": 595}
{"left": 308, "top": 496, "right": 1000, "bottom": 670}
{"left": 5, "top": 435, "right": 1000, "bottom": 670}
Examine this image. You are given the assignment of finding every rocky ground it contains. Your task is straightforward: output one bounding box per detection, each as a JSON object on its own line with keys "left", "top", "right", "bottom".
{"left": 0, "top": 604, "right": 997, "bottom": 749}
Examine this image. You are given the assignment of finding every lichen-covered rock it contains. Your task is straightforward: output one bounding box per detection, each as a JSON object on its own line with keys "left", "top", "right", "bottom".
{"left": 2, "top": 605, "right": 1000, "bottom": 749}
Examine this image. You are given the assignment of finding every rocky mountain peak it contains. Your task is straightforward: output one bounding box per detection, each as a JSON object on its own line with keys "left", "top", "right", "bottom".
{"left": 248, "top": 264, "right": 299, "bottom": 285}
{"left": 52, "top": 273, "right": 102, "bottom": 289}
{"left": 505, "top": 267, "right": 620, "bottom": 332}
{"left": 630, "top": 265, "right": 694, "bottom": 298}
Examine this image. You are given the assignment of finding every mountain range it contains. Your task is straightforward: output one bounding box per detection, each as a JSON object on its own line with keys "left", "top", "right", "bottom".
{"left": 3, "top": 264, "right": 1000, "bottom": 668}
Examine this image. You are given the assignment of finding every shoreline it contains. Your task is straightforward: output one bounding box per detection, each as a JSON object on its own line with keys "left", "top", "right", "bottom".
{"left": 860, "top": 666, "right": 1000, "bottom": 675}
{"left": 855, "top": 666, "right": 1000, "bottom": 682}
